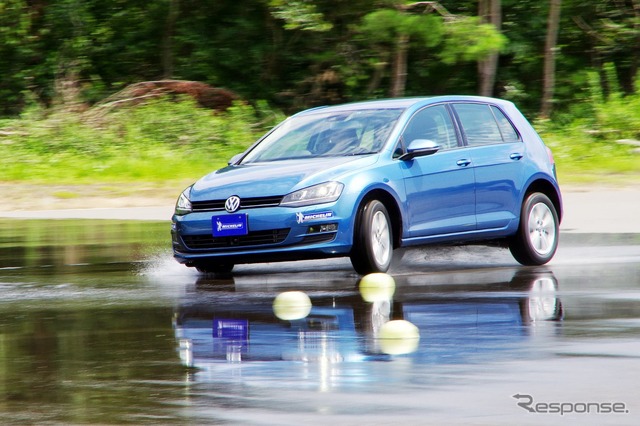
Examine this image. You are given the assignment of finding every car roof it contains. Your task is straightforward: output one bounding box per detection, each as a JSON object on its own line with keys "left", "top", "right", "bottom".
{"left": 295, "top": 96, "right": 513, "bottom": 116}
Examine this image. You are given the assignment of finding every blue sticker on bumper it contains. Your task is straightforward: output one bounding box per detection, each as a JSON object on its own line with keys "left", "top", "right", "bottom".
{"left": 213, "top": 214, "right": 248, "bottom": 237}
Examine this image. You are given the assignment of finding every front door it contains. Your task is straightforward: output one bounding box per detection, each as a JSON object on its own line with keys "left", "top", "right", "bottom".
{"left": 400, "top": 105, "right": 476, "bottom": 237}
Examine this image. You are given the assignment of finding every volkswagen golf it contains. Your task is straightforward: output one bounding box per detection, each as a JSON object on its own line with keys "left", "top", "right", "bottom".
{"left": 171, "top": 96, "right": 562, "bottom": 274}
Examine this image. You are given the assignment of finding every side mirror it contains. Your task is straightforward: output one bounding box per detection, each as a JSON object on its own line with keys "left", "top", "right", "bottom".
{"left": 228, "top": 153, "right": 243, "bottom": 165}
{"left": 399, "top": 139, "right": 440, "bottom": 161}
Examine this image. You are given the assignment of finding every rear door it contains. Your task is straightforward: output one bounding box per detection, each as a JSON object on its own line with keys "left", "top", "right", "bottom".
{"left": 451, "top": 103, "right": 526, "bottom": 230}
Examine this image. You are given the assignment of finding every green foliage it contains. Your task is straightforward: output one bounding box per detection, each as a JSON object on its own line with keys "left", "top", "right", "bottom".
{"left": 0, "top": 0, "right": 34, "bottom": 114}
{"left": 439, "top": 17, "right": 507, "bottom": 65}
{"left": 0, "top": 0, "right": 638, "bottom": 187}
{"left": 0, "top": 97, "right": 283, "bottom": 183}
{"left": 359, "top": 9, "right": 403, "bottom": 44}
{"left": 0, "top": 0, "right": 638, "bottom": 119}
{"left": 538, "top": 122, "right": 640, "bottom": 185}
{"left": 3, "top": 88, "right": 637, "bottom": 188}
{"left": 269, "top": 0, "right": 333, "bottom": 31}
{"left": 584, "top": 64, "right": 640, "bottom": 141}
{"left": 592, "top": 98, "right": 640, "bottom": 142}
{"left": 359, "top": 9, "right": 443, "bottom": 47}
{"left": 535, "top": 65, "right": 640, "bottom": 184}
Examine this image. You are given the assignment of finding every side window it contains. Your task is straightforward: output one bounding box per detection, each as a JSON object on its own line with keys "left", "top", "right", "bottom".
{"left": 453, "top": 103, "right": 503, "bottom": 146}
{"left": 491, "top": 106, "right": 520, "bottom": 142}
{"left": 401, "top": 105, "right": 458, "bottom": 150}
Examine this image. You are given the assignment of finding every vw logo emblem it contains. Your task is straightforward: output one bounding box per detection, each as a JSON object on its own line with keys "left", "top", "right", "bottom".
{"left": 225, "top": 196, "right": 241, "bottom": 213}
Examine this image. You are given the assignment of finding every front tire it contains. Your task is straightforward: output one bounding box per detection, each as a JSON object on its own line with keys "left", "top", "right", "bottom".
{"left": 350, "top": 200, "right": 393, "bottom": 274}
{"left": 509, "top": 192, "right": 559, "bottom": 266}
{"left": 195, "top": 262, "right": 235, "bottom": 275}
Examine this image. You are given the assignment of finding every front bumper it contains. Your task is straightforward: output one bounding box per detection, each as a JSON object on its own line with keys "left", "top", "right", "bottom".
{"left": 171, "top": 205, "right": 354, "bottom": 265}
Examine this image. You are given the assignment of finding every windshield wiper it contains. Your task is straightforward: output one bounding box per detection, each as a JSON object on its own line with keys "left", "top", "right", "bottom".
{"left": 348, "top": 150, "right": 375, "bottom": 156}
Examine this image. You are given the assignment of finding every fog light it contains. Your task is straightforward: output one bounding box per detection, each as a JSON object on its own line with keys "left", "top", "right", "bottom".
{"left": 307, "top": 223, "right": 338, "bottom": 234}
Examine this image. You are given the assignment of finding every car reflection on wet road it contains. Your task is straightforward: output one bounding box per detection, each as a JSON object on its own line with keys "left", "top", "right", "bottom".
{"left": 0, "top": 219, "right": 639, "bottom": 425}
{"left": 176, "top": 269, "right": 562, "bottom": 367}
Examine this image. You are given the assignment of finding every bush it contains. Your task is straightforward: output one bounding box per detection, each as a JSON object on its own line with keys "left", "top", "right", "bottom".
{"left": 535, "top": 66, "right": 640, "bottom": 184}
{"left": 0, "top": 97, "right": 284, "bottom": 183}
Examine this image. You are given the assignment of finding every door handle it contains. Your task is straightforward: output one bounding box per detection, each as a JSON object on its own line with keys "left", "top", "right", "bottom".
{"left": 510, "top": 153, "right": 523, "bottom": 160}
{"left": 456, "top": 159, "right": 471, "bottom": 167}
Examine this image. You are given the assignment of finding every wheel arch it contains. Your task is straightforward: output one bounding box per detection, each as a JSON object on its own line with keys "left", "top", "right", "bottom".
{"left": 355, "top": 188, "right": 403, "bottom": 250}
{"left": 522, "top": 178, "right": 563, "bottom": 223}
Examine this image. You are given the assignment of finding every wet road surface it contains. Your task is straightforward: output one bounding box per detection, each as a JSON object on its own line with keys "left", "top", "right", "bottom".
{"left": 0, "top": 219, "right": 639, "bottom": 425}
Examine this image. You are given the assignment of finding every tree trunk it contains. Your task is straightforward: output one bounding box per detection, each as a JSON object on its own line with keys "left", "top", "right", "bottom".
{"left": 162, "top": 0, "right": 180, "bottom": 79}
{"left": 631, "top": 0, "right": 640, "bottom": 93}
{"left": 367, "top": 61, "right": 388, "bottom": 95}
{"left": 541, "top": 0, "right": 561, "bottom": 118}
{"left": 478, "top": 0, "right": 501, "bottom": 97}
{"left": 390, "top": 34, "right": 409, "bottom": 98}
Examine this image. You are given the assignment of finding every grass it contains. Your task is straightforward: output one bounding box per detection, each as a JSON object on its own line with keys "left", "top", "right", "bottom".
{"left": 1, "top": 97, "right": 281, "bottom": 186}
{"left": 52, "top": 190, "right": 80, "bottom": 199}
{"left": 1, "top": 149, "right": 232, "bottom": 183}
{"left": 1, "top": 93, "right": 639, "bottom": 193}
{"left": 537, "top": 119, "right": 640, "bottom": 186}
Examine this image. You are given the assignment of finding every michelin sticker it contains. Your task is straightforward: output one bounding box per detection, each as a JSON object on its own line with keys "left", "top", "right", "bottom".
{"left": 296, "top": 211, "right": 334, "bottom": 224}
{"left": 212, "top": 214, "right": 247, "bottom": 237}
{"left": 216, "top": 220, "right": 244, "bottom": 232}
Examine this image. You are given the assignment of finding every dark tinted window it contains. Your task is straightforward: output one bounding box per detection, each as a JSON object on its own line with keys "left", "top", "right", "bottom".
{"left": 491, "top": 106, "right": 520, "bottom": 142}
{"left": 402, "top": 105, "right": 458, "bottom": 150}
{"left": 453, "top": 103, "right": 503, "bottom": 146}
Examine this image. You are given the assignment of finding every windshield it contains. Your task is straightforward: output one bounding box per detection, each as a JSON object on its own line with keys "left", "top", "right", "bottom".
{"left": 241, "top": 108, "right": 403, "bottom": 163}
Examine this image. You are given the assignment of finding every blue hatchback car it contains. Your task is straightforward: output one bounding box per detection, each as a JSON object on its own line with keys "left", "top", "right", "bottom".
{"left": 171, "top": 96, "right": 562, "bottom": 274}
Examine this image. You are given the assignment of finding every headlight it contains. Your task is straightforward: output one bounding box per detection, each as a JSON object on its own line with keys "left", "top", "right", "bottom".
{"left": 280, "top": 182, "right": 344, "bottom": 207}
{"left": 175, "top": 186, "right": 193, "bottom": 215}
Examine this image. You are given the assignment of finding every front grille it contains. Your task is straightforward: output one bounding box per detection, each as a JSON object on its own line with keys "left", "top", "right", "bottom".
{"left": 182, "top": 228, "right": 290, "bottom": 250}
{"left": 191, "top": 196, "right": 284, "bottom": 212}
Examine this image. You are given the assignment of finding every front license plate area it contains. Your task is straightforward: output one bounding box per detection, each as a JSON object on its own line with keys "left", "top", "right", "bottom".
{"left": 212, "top": 214, "right": 248, "bottom": 237}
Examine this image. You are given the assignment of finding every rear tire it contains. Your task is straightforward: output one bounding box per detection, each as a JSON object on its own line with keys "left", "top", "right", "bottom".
{"left": 350, "top": 200, "right": 393, "bottom": 274}
{"left": 509, "top": 192, "right": 559, "bottom": 266}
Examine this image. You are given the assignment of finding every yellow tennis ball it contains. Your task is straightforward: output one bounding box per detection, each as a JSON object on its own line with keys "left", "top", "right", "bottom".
{"left": 272, "top": 291, "right": 312, "bottom": 320}
{"left": 359, "top": 273, "right": 396, "bottom": 302}
{"left": 378, "top": 320, "right": 420, "bottom": 355}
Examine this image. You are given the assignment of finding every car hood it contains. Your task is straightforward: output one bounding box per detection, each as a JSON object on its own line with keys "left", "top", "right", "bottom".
{"left": 190, "top": 156, "right": 378, "bottom": 201}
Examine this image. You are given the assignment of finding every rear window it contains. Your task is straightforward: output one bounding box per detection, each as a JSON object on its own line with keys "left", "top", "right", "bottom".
{"left": 453, "top": 103, "right": 520, "bottom": 146}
